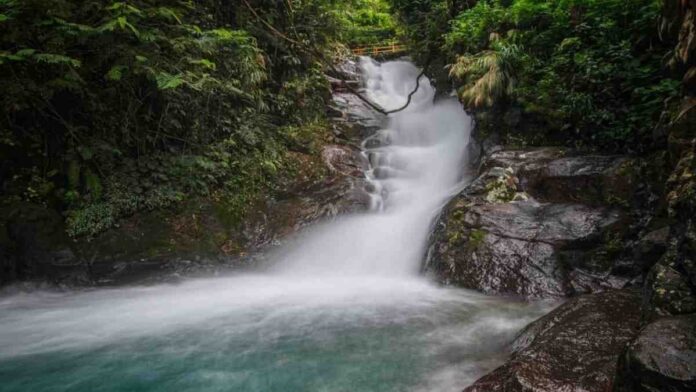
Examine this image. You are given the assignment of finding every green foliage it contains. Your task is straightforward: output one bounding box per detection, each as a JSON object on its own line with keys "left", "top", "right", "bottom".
{"left": 0, "top": 0, "right": 348, "bottom": 237}
{"left": 484, "top": 167, "right": 518, "bottom": 203}
{"left": 65, "top": 132, "right": 292, "bottom": 237}
{"left": 468, "top": 229, "right": 487, "bottom": 250}
{"left": 392, "top": 0, "right": 680, "bottom": 151}
{"left": 445, "top": 1, "right": 507, "bottom": 52}
{"left": 449, "top": 40, "right": 523, "bottom": 107}
{"left": 336, "top": 0, "right": 399, "bottom": 46}
{"left": 455, "top": 0, "right": 680, "bottom": 150}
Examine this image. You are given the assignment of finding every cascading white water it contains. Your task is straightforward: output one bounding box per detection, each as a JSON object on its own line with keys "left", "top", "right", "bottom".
{"left": 0, "top": 59, "right": 552, "bottom": 392}
{"left": 272, "top": 58, "right": 470, "bottom": 277}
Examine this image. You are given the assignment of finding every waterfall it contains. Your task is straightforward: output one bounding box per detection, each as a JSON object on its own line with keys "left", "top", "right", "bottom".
{"left": 272, "top": 58, "right": 471, "bottom": 276}
{"left": 0, "top": 59, "right": 550, "bottom": 392}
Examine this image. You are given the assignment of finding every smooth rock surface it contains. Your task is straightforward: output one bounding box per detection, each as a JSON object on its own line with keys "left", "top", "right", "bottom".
{"left": 632, "top": 227, "right": 671, "bottom": 271}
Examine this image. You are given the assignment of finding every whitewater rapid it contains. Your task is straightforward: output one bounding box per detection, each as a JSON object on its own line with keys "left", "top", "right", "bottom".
{"left": 0, "top": 58, "right": 552, "bottom": 392}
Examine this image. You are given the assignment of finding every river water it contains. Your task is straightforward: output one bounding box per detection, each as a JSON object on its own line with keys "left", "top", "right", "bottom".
{"left": 0, "top": 59, "right": 552, "bottom": 392}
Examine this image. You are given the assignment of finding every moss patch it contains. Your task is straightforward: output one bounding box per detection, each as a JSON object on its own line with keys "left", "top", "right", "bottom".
{"left": 467, "top": 229, "right": 487, "bottom": 251}
{"left": 484, "top": 167, "right": 518, "bottom": 203}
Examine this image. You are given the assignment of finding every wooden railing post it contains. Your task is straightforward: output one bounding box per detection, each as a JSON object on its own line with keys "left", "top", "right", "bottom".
{"left": 351, "top": 42, "right": 406, "bottom": 56}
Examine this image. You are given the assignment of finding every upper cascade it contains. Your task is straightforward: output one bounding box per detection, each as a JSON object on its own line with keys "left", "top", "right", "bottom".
{"left": 272, "top": 58, "right": 472, "bottom": 277}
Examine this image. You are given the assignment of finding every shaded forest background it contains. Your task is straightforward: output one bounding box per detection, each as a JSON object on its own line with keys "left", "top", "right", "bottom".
{"left": 392, "top": 0, "right": 686, "bottom": 150}
{"left": 0, "top": 0, "right": 397, "bottom": 237}
{"left": 1, "top": 0, "right": 693, "bottom": 239}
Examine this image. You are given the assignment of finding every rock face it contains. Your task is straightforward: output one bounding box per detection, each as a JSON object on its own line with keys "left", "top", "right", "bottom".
{"left": 614, "top": 314, "right": 696, "bottom": 392}
{"left": 429, "top": 199, "right": 623, "bottom": 297}
{"left": 241, "top": 143, "right": 370, "bottom": 252}
{"left": 642, "top": 257, "right": 696, "bottom": 320}
{"left": 73, "top": 149, "right": 370, "bottom": 286}
{"left": 641, "top": 141, "right": 696, "bottom": 321}
{"left": 1, "top": 203, "right": 80, "bottom": 285}
{"left": 645, "top": 0, "right": 696, "bottom": 320}
{"left": 427, "top": 147, "right": 635, "bottom": 298}
{"left": 464, "top": 289, "right": 642, "bottom": 392}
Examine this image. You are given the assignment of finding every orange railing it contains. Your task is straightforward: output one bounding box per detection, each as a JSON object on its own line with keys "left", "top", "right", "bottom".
{"left": 351, "top": 43, "right": 407, "bottom": 56}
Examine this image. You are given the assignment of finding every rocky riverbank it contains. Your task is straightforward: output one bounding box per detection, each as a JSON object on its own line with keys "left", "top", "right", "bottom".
{"left": 424, "top": 3, "right": 696, "bottom": 388}
{"left": 426, "top": 147, "right": 638, "bottom": 298}
{"left": 426, "top": 134, "right": 695, "bottom": 391}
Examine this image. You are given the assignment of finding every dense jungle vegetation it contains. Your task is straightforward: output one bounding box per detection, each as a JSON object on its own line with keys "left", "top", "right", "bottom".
{"left": 390, "top": 0, "right": 684, "bottom": 151}
{"left": 0, "top": 0, "right": 395, "bottom": 237}
{"left": 1, "top": 0, "right": 692, "bottom": 239}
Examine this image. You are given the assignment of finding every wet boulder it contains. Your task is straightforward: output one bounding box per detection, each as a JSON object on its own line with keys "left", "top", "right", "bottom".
{"left": 331, "top": 81, "right": 384, "bottom": 142}
{"left": 427, "top": 197, "right": 625, "bottom": 298}
{"left": 327, "top": 58, "right": 384, "bottom": 140}
{"left": 464, "top": 289, "right": 642, "bottom": 392}
{"left": 322, "top": 144, "right": 369, "bottom": 178}
{"left": 632, "top": 227, "right": 671, "bottom": 271}
{"left": 427, "top": 147, "right": 636, "bottom": 298}
{"left": 481, "top": 147, "right": 567, "bottom": 172}
{"left": 614, "top": 314, "right": 696, "bottom": 392}
{"left": 521, "top": 155, "right": 635, "bottom": 206}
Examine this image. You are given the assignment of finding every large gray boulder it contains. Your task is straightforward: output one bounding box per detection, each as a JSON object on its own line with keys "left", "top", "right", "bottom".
{"left": 426, "top": 147, "right": 633, "bottom": 298}
{"left": 427, "top": 198, "right": 624, "bottom": 297}
{"left": 464, "top": 289, "right": 642, "bottom": 392}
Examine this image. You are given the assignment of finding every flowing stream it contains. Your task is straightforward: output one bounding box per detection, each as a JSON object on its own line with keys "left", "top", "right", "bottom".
{"left": 0, "top": 59, "right": 552, "bottom": 392}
